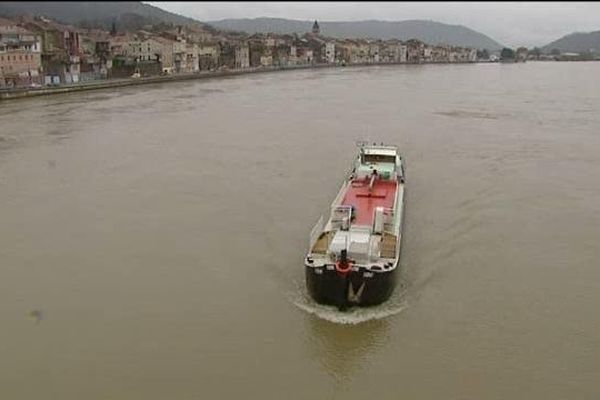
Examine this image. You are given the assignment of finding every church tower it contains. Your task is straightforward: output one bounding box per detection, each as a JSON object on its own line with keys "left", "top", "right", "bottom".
{"left": 312, "top": 20, "right": 320, "bottom": 35}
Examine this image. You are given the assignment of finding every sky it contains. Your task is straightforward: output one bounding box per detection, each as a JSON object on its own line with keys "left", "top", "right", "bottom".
{"left": 147, "top": 2, "right": 600, "bottom": 48}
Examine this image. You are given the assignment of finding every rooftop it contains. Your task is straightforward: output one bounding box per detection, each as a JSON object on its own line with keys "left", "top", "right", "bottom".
{"left": 0, "top": 17, "right": 18, "bottom": 26}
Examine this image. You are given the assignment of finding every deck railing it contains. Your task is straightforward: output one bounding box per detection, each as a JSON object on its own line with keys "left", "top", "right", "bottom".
{"left": 381, "top": 207, "right": 396, "bottom": 233}
{"left": 309, "top": 215, "right": 325, "bottom": 250}
{"left": 330, "top": 181, "right": 349, "bottom": 208}
{"left": 330, "top": 205, "right": 353, "bottom": 230}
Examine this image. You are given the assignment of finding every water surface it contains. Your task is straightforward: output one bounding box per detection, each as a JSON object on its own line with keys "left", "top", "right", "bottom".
{"left": 1, "top": 62, "right": 600, "bottom": 399}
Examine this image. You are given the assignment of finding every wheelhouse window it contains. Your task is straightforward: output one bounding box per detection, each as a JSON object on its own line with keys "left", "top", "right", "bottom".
{"left": 362, "top": 154, "right": 396, "bottom": 164}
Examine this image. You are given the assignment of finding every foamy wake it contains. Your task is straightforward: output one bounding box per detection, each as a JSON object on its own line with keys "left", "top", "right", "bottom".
{"left": 288, "top": 290, "right": 408, "bottom": 325}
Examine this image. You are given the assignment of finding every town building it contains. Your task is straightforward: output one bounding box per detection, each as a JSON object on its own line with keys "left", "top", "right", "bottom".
{"left": 79, "top": 30, "right": 111, "bottom": 81}
{"left": 150, "top": 36, "right": 175, "bottom": 73}
{"left": 0, "top": 17, "right": 42, "bottom": 87}
{"left": 198, "top": 41, "right": 219, "bottom": 70}
{"left": 20, "top": 16, "right": 82, "bottom": 84}
{"left": 406, "top": 39, "right": 424, "bottom": 63}
{"left": 234, "top": 42, "right": 250, "bottom": 69}
{"left": 0, "top": 14, "right": 487, "bottom": 88}
{"left": 324, "top": 42, "right": 335, "bottom": 64}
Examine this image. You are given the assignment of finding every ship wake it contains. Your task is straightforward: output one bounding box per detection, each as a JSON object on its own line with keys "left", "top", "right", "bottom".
{"left": 287, "top": 286, "right": 408, "bottom": 325}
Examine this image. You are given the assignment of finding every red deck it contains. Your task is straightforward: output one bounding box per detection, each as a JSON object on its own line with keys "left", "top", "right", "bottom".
{"left": 341, "top": 179, "right": 397, "bottom": 226}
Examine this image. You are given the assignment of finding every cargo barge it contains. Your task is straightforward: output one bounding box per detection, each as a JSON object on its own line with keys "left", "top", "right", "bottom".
{"left": 305, "top": 143, "right": 406, "bottom": 310}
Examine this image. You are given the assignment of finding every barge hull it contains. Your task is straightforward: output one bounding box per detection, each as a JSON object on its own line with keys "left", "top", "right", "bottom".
{"left": 305, "top": 265, "right": 398, "bottom": 309}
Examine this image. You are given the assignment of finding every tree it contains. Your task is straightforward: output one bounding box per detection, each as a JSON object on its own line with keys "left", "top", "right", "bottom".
{"left": 477, "top": 49, "right": 490, "bottom": 60}
{"left": 579, "top": 50, "right": 594, "bottom": 61}
{"left": 111, "top": 20, "right": 117, "bottom": 36}
{"left": 500, "top": 47, "right": 515, "bottom": 60}
{"left": 550, "top": 48, "right": 561, "bottom": 56}
{"left": 530, "top": 47, "right": 542, "bottom": 57}
{"left": 515, "top": 47, "right": 528, "bottom": 61}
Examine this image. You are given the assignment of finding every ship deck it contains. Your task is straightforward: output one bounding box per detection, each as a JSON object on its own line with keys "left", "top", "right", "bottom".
{"left": 341, "top": 179, "right": 397, "bottom": 226}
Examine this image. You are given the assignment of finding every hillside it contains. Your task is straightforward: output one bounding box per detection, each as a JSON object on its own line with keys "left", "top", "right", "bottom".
{"left": 0, "top": 1, "right": 205, "bottom": 30}
{"left": 207, "top": 17, "right": 503, "bottom": 50}
{"left": 543, "top": 30, "right": 600, "bottom": 53}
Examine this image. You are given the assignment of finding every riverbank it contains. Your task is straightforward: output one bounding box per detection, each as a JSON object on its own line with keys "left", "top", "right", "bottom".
{"left": 0, "top": 63, "right": 342, "bottom": 101}
{"left": 0, "top": 61, "right": 480, "bottom": 101}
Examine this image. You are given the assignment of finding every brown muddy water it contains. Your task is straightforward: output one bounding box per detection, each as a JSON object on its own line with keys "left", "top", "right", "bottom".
{"left": 1, "top": 62, "right": 600, "bottom": 399}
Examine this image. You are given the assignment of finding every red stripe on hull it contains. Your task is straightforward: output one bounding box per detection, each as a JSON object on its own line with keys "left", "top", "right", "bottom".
{"left": 341, "top": 179, "right": 397, "bottom": 226}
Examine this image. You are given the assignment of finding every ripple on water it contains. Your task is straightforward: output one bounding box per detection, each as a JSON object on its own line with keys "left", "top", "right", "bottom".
{"left": 287, "top": 287, "right": 408, "bottom": 325}
{"left": 434, "top": 110, "right": 509, "bottom": 120}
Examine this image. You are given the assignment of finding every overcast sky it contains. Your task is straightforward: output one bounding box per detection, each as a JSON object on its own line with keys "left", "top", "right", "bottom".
{"left": 147, "top": 2, "right": 600, "bottom": 48}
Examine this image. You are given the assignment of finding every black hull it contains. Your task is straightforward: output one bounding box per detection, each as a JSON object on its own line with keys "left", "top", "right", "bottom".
{"left": 305, "top": 265, "right": 397, "bottom": 310}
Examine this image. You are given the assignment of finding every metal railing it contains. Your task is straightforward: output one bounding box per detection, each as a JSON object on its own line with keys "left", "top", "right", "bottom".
{"left": 309, "top": 215, "right": 325, "bottom": 250}
{"left": 381, "top": 207, "right": 396, "bottom": 233}
{"left": 330, "top": 205, "right": 353, "bottom": 231}
{"left": 330, "top": 181, "right": 349, "bottom": 208}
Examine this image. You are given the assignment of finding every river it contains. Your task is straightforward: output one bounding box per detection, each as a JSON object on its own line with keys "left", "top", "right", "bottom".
{"left": 1, "top": 62, "right": 599, "bottom": 399}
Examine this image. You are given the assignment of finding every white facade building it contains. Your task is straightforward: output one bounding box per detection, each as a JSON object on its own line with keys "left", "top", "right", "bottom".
{"left": 325, "top": 42, "right": 335, "bottom": 64}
